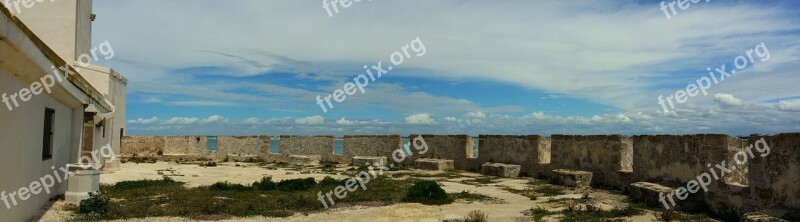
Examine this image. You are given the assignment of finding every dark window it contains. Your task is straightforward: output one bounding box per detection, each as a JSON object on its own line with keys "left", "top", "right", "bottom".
{"left": 43, "top": 108, "right": 55, "bottom": 160}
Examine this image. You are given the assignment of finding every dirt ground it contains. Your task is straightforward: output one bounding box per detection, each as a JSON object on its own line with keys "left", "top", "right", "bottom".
{"left": 35, "top": 162, "right": 719, "bottom": 222}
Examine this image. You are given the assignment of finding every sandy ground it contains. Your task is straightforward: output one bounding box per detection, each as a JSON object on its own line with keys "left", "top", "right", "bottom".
{"left": 35, "top": 162, "right": 714, "bottom": 222}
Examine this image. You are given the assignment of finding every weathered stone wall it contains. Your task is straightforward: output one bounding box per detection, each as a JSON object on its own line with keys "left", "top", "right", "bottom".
{"left": 477, "top": 135, "right": 550, "bottom": 176}
{"left": 215, "top": 136, "right": 267, "bottom": 159}
{"left": 279, "top": 135, "right": 337, "bottom": 162}
{"left": 632, "top": 134, "right": 741, "bottom": 185}
{"left": 163, "top": 136, "right": 208, "bottom": 159}
{"left": 343, "top": 135, "right": 402, "bottom": 163}
{"left": 550, "top": 135, "right": 632, "bottom": 188}
{"left": 409, "top": 134, "right": 475, "bottom": 170}
{"left": 746, "top": 133, "right": 800, "bottom": 210}
{"left": 121, "top": 136, "right": 164, "bottom": 157}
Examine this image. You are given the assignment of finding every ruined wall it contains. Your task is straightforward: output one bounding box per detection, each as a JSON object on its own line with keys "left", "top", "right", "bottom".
{"left": 343, "top": 135, "right": 402, "bottom": 163}
{"left": 216, "top": 136, "right": 268, "bottom": 160}
{"left": 550, "top": 135, "right": 632, "bottom": 188}
{"left": 632, "top": 134, "right": 742, "bottom": 185}
{"left": 477, "top": 135, "right": 550, "bottom": 177}
{"left": 121, "top": 136, "right": 164, "bottom": 157}
{"left": 746, "top": 133, "right": 800, "bottom": 210}
{"left": 162, "top": 136, "right": 208, "bottom": 160}
{"left": 279, "top": 135, "right": 338, "bottom": 161}
{"left": 409, "top": 135, "right": 475, "bottom": 170}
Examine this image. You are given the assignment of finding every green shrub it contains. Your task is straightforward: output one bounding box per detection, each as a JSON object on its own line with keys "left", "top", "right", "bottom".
{"left": 210, "top": 181, "right": 251, "bottom": 191}
{"left": 111, "top": 177, "right": 181, "bottom": 191}
{"left": 403, "top": 180, "right": 450, "bottom": 204}
{"left": 276, "top": 178, "right": 317, "bottom": 191}
{"left": 79, "top": 192, "right": 109, "bottom": 215}
{"left": 318, "top": 176, "right": 343, "bottom": 187}
{"left": 252, "top": 177, "right": 277, "bottom": 191}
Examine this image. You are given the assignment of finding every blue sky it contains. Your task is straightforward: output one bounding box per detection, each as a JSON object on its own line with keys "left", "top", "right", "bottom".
{"left": 91, "top": 0, "right": 800, "bottom": 136}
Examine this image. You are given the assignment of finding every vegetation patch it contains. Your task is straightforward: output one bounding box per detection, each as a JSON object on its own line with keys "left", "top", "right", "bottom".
{"left": 463, "top": 210, "right": 488, "bottom": 222}
{"left": 70, "top": 176, "right": 414, "bottom": 220}
{"left": 449, "top": 190, "right": 496, "bottom": 203}
{"left": 403, "top": 180, "right": 450, "bottom": 205}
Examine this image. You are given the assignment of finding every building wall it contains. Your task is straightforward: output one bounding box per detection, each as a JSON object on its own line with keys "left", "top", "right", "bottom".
{"left": 343, "top": 135, "right": 402, "bottom": 163}
{"left": 0, "top": 69, "right": 76, "bottom": 222}
{"left": 120, "top": 136, "right": 164, "bottom": 157}
{"left": 632, "top": 134, "right": 742, "bottom": 185}
{"left": 163, "top": 136, "right": 207, "bottom": 159}
{"left": 13, "top": 0, "right": 80, "bottom": 62}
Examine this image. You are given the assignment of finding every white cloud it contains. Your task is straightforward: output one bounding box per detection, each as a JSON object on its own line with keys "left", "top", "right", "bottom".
{"left": 203, "top": 115, "right": 226, "bottom": 124}
{"left": 295, "top": 115, "right": 325, "bottom": 125}
{"left": 335, "top": 117, "right": 356, "bottom": 125}
{"left": 164, "top": 117, "right": 199, "bottom": 125}
{"left": 405, "top": 113, "right": 436, "bottom": 125}
{"left": 778, "top": 99, "right": 800, "bottom": 112}
{"left": 128, "top": 116, "right": 159, "bottom": 125}
{"left": 714, "top": 93, "right": 744, "bottom": 107}
{"left": 464, "top": 111, "right": 486, "bottom": 119}
{"left": 522, "top": 112, "right": 548, "bottom": 120}
{"left": 142, "top": 97, "right": 162, "bottom": 104}
{"left": 242, "top": 117, "right": 260, "bottom": 124}
{"left": 443, "top": 116, "right": 459, "bottom": 122}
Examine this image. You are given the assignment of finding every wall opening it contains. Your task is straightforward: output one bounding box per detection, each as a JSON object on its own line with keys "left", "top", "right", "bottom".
{"left": 333, "top": 137, "right": 343, "bottom": 155}
{"left": 473, "top": 136, "right": 480, "bottom": 159}
{"left": 207, "top": 136, "right": 217, "bottom": 151}
{"left": 269, "top": 137, "right": 280, "bottom": 154}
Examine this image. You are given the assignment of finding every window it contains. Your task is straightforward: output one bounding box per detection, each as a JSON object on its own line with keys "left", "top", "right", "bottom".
{"left": 207, "top": 136, "right": 217, "bottom": 151}
{"left": 43, "top": 108, "right": 55, "bottom": 160}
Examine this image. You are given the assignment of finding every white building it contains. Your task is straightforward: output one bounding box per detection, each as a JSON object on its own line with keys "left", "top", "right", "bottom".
{"left": 0, "top": 0, "right": 126, "bottom": 221}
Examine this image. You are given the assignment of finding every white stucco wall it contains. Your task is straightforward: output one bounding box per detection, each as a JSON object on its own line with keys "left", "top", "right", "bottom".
{"left": 0, "top": 69, "right": 76, "bottom": 222}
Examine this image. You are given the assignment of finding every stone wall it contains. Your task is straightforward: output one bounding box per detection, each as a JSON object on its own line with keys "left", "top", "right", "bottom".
{"left": 409, "top": 134, "right": 475, "bottom": 170}
{"left": 550, "top": 135, "right": 632, "bottom": 188}
{"left": 747, "top": 133, "right": 800, "bottom": 210}
{"left": 477, "top": 135, "right": 550, "bottom": 177}
{"left": 121, "top": 136, "right": 164, "bottom": 157}
{"left": 215, "top": 136, "right": 268, "bottom": 160}
{"left": 632, "top": 134, "right": 742, "bottom": 185}
{"left": 343, "top": 135, "right": 402, "bottom": 163}
{"left": 279, "top": 135, "right": 338, "bottom": 162}
{"left": 163, "top": 136, "right": 208, "bottom": 160}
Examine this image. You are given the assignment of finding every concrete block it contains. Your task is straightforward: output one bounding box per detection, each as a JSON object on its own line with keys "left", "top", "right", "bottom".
{"left": 551, "top": 169, "right": 593, "bottom": 188}
{"left": 65, "top": 164, "right": 101, "bottom": 203}
{"left": 415, "top": 158, "right": 455, "bottom": 171}
{"left": 481, "top": 162, "right": 521, "bottom": 177}
{"left": 352, "top": 156, "right": 387, "bottom": 167}
{"left": 289, "top": 155, "right": 321, "bottom": 166}
{"left": 741, "top": 212, "right": 788, "bottom": 222}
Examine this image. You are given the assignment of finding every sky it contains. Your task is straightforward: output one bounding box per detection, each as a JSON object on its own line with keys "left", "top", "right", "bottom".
{"left": 90, "top": 0, "right": 800, "bottom": 137}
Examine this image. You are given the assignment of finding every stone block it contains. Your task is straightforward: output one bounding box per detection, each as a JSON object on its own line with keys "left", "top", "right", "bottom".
{"left": 289, "top": 155, "right": 321, "bottom": 166}
{"left": 415, "top": 158, "right": 455, "bottom": 171}
{"left": 741, "top": 212, "right": 788, "bottom": 222}
{"left": 352, "top": 156, "right": 387, "bottom": 167}
{"left": 551, "top": 169, "right": 593, "bottom": 188}
{"left": 481, "top": 162, "right": 521, "bottom": 177}
{"left": 628, "top": 182, "right": 704, "bottom": 211}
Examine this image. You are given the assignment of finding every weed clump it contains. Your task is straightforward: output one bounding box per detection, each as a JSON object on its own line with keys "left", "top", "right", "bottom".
{"left": 252, "top": 177, "right": 277, "bottom": 191}
{"left": 403, "top": 180, "right": 450, "bottom": 204}
{"left": 79, "top": 192, "right": 109, "bottom": 215}
{"left": 210, "top": 181, "right": 250, "bottom": 192}
{"left": 276, "top": 178, "right": 317, "bottom": 191}
{"left": 464, "top": 210, "right": 488, "bottom": 222}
